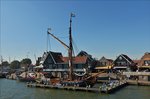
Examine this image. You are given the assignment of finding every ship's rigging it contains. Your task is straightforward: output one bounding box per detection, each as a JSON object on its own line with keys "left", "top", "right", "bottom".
{"left": 47, "top": 13, "right": 75, "bottom": 81}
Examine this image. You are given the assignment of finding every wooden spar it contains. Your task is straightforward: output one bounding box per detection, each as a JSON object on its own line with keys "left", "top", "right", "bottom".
{"left": 68, "top": 13, "right": 74, "bottom": 81}
{"left": 47, "top": 30, "right": 69, "bottom": 49}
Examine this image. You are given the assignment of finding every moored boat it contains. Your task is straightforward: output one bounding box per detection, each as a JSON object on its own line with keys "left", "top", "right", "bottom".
{"left": 0, "top": 71, "right": 8, "bottom": 78}
{"left": 0, "top": 73, "right": 6, "bottom": 78}
{"left": 17, "top": 76, "right": 36, "bottom": 82}
{"left": 17, "top": 72, "right": 36, "bottom": 82}
{"left": 44, "top": 13, "right": 96, "bottom": 87}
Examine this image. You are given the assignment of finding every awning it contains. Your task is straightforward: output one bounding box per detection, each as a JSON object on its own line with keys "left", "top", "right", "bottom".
{"left": 95, "top": 66, "right": 112, "bottom": 70}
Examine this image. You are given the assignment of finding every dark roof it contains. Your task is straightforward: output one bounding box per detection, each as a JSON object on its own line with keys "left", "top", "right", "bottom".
{"left": 49, "top": 51, "right": 63, "bottom": 63}
{"left": 99, "top": 56, "right": 106, "bottom": 61}
{"left": 77, "top": 51, "right": 88, "bottom": 56}
{"left": 121, "top": 54, "right": 134, "bottom": 64}
{"left": 48, "top": 51, "right": 88, "bottom": 64}
{"left": 99, "top": 56, "right": 113, "bottom": 63}
{"left": 114, "top": 54, "right": 134, "bottom": 64}
{"left": 77, "top": 50, "right": 93, "bottom": 61}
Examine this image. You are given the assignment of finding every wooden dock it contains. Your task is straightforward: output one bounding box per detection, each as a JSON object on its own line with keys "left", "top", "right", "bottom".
{"left": 99, "top": 81, "right": 127, "bottom": 93}
{"left": 27, "top": 83, "right": 100, "bottom": 92}
{"left": 27, "top": 81, "right": 127, "bottom": 94}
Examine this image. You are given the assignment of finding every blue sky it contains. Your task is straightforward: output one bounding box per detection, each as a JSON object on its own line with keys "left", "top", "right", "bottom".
{"left": 0, "top": 0, "right": 150, "bottom": 64}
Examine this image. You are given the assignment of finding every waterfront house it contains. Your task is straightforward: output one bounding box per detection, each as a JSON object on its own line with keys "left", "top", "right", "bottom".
{"left": 113, "top": 54, "right": 137, "bottom": 71}
{"left": 138, "top": 52, "right": 150, "bottom": 81}
{"left": 136, "top": 52, "right": 150, "bottom": 71}
{"left": 38, "top": 51, "right": 93, "bottom": 78}
{"left": 77, "top": 51, "right": 97, "bottom": 70}
{"left": 133, "top": 52, "right": 150, "bottom": 70}
{"left": 123, "top": 53, "right": 150, "bottom": 81}
{"left": 97, "top": 56, "right": 113, "bottom": 67}
{"left": 139, "top": 52, "right": 150, "bottom": 66}
{"left": 95, "top": 56, "right": 113, "bottom": 72}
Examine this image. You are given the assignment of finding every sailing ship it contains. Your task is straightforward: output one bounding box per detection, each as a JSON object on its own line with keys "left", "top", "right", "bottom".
{"left": 45, "top": 13, "right": 96, "bottom": 87}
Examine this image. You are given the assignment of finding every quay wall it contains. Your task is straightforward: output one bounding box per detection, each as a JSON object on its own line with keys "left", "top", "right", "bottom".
{"left": 127, "top": 80, "right": 150, "bottom": 86}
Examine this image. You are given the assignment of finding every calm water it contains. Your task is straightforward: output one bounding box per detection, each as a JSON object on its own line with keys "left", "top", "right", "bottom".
{"left": 0, "top": 79, "right": 150, "bottom": 99}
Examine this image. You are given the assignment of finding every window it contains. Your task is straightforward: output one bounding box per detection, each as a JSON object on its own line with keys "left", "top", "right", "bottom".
{"left": 103, "top": 62, "right": 106, "bottom": 66}
{"left": 57, "top": 64, "right": 63, "bottom": 69}
{"left": 48, "top": 64, "right": 54, "bottom": 69}
{"left": 117, "top": 62, "right": 126, "bottom": 66}
{"left": 119, "top": 56, "right": 122, "bottom": 60}
{"left": 76, "top": 64, "right": 83, "bottom": 69}
{"left": 100, "top": 62, "right": 106, "bottom": 66}
{"left": 64, "top": 64, "right": 68, "bottom": 69}
{"left": 144, "top": 60, "right": 150, "bottom": 66}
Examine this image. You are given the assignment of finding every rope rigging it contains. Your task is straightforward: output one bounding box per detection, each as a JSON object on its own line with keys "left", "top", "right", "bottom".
{"left": 46, "top": 32, "right": 51, "bottom": 52}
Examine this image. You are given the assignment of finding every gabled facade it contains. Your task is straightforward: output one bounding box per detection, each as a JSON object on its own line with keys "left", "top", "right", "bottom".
{"left": 97, "top": 56, "right": 113, "bottom": 67}
{"left": 113, "top": 54, "right": 136, "bottom": 71}
{"left": 42, "top": 51, "right": 89, "bottom": 71}
{"left": 94, "top": 56, "right": 113, "bottom": 72}
{"left": 140, "top": 52, "right": 150, "bottom": 66}
{"left": 77, "top": 50, "right": 97, "bottom": 70}
{"left": 134, "top": 52, "right": 150, "bottom": 71}
{"left": 39, "top": 51, "right": 90, "bottom": 78}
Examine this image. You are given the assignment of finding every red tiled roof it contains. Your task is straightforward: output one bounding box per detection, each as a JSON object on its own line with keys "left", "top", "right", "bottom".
{"left": 133, "top": 60, "right": 141, "bottom": 66}
{"left": 61, "top": 56, "right": 88, "bottom": 64}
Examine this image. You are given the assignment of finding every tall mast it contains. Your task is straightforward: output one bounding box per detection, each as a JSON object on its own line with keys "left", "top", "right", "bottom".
{"left": 0, "top": 27, "right": 2, "bottom": 65}
{"left": 47, "top": 13, "right": 75, "bottom": 80}
{"left": 68, "top": 13, "right": 75, "bottom": 80}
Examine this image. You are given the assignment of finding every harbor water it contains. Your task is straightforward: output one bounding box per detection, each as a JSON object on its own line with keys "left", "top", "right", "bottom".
{"left": 0, "top": 79, "right": 150, "bottom": 99}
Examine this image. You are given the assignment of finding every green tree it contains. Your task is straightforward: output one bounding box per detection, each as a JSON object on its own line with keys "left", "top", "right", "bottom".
{"left": 20, "top": 58, "right": 32, "bottom": 71}
{"left": 2, "top": 61, "right": 9, "bottom": 66}
{"left": 10, "top": 60, "right": 20, "bottom": 69}
{"left": 21, "top": 58, "right": 32, "bottom": 65}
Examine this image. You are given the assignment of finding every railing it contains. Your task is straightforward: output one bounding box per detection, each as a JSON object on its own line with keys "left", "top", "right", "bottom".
{"left": 123, "top": 72, "right": 150, "bottom": 76}
{"left": 43, "top": 69, "right": 85, "bottom": 72}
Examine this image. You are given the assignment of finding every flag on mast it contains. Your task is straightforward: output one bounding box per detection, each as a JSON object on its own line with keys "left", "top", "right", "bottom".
{"left": 71, "top": 13, "right": 75, "bottom": 17}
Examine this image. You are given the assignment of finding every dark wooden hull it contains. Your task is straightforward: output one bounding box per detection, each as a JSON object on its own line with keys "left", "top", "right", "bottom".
{"left": 17, "top": 76, "right": 36, "bottom": 82}
{"left": 97, "top": 76, "right": 109, "bottom": 80}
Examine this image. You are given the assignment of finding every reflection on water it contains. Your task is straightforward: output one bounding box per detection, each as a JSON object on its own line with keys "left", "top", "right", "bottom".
{"left": 0, "top": 79, "right": 150, "bottom": 99}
